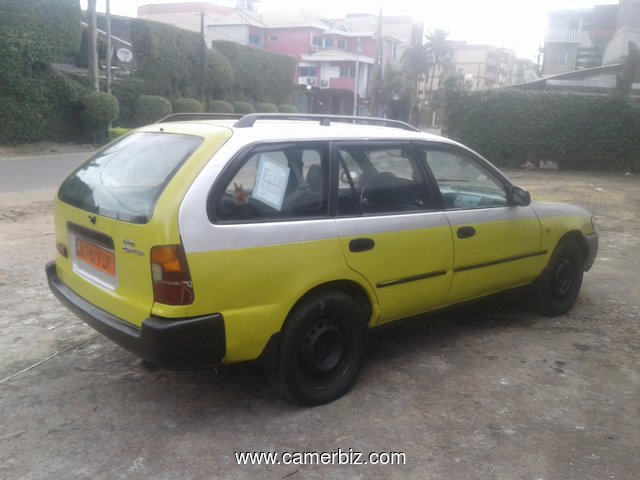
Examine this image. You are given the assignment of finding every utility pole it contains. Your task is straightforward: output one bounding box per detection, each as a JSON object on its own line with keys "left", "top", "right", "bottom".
{"left": 87, "top": 0, "right": 99, "bottom": 91}
{"left": 353, "top": 37, "right": 360, "bottom": 116}
{"left": 106, "top": 0, "right": 112, "bottom": 95}
{"left": 368, "top": 3, "right": 383, "bottom": 116}
{"left": 198, "top": 11, "right": 206, "bottom": 104}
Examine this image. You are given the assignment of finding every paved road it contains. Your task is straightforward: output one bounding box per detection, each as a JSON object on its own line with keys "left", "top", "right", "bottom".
{"left": 0, "top": 151, "right": 93, "bottom": 194}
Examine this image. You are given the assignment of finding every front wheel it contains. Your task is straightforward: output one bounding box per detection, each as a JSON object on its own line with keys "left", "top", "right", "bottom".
{"left": 272, "top": 290, "right": 368, "bottom": 406}
{"left": 533, "top": 238, "right": 585, "bottom": 316}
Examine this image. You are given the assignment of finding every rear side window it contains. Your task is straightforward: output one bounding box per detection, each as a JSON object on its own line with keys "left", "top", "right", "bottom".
{"left": 59, "top": 132, "right": 202, "bottom": 224}
{"left": 213, "top": 144, "right": 329, "bottom": 222}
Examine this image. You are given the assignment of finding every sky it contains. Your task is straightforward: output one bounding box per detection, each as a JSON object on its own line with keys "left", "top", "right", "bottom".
{"left": 84, "top": 0, "right": 620, "bottom": 61}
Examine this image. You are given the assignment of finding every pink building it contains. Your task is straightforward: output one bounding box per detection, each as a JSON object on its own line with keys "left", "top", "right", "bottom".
{"left": 139, "top": 4, "right": 423, "bottom": 115}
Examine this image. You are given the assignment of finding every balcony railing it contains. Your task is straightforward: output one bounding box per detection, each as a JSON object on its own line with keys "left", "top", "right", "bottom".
{"left": 545, "top": 28, "right": 580, "bottom": 42}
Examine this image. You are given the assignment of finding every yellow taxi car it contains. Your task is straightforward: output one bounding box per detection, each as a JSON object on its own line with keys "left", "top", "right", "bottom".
{"left": 46, "top": 114, "right": 598, "bottom": 405}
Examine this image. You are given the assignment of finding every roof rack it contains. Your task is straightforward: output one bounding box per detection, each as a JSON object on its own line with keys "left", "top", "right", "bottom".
{"left": 157, "top": 113, "right": 243, "bottom": 123}
{"left": 233, "top": 114, "right": 420, "bottom": 132}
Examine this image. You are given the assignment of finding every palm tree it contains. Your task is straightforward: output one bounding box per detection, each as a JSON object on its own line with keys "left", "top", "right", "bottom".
{"left": 424, "top": 29, "right": 453, "bottom": 103}
{"left": 401, "top": 45, "right": 431, "bottom": 125}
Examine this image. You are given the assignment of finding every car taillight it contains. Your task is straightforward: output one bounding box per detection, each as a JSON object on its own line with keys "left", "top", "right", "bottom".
{"left": 150, "top": 245, "right": 194, "bottom": 305}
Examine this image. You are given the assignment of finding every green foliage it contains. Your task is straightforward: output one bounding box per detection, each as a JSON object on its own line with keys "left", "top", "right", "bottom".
{"left": 135, "top": 95, "right": 172, "bottom": 125}
{"left": 0, "top": 0, "right": 81, "bottom": 77}
{"left": 172, "top": 98, "right": 204, "bottom": 113}
{"left": 213, "top": 41, "right": 296, "bottom": 104}
{"left": 208, "top": 100, "right": 234, "bottom": 113}
{"left": 442, "top": 89, "right": 640, "bottom": 171}
{"left": 111, "top": 78, "right": 158, "bottom": 128}
{"left": 233, "top": 101, "right": 255, "bottom": 114}
{"left": 207, "top": 48, "right": 234, "bottom": 99}
{"left": 278, "top": 104, "right": 298, "bottom": 113}
{"left": 108, "top": 127, "right": 131, "bottom": 141}
{"left": 129, "top": 19, "right": 203, "bottom": 98}
{"left": 0, "top": 0, "right": 83, "bottom": 144}
{"left": 80, "top": 92, "right": 119, "bottom": 130}
{"left": 255, "top": 102, "right": 278, "bottom": 113}
{"left": 0, "top": 70, "right": 87, "bottom": 144}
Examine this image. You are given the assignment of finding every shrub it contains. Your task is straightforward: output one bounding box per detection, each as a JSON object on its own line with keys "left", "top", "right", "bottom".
{"left": 108, "top": 127, "right": 131, "bottom": 142}
{"left": 255, "top": 102, "right": 278, "bottom": 113}
{"left": 79, "top": 91, "right": 120, "bottom": 144}
{"left": 233, "top": 101, "right": 255, "bottom": 114}
{"left": 278, "top": 104, "right": 298, "bottom": 113}
{"left": 111, "top": 77, "right": 159, "bottom": 127}
{"left": 172, "top": 98, "right": 204, "bottom": 113}
{"left": 135, "top": 95, "right": 172, "bottom": 125}
{"left": 207, "top": 99, "right": 234, "bottom": 113}
{"left": 80, "top": 92, "right": 119, "bottom": 130}
{"left": 442, "top": 89, "right": 640, "bottom": 171}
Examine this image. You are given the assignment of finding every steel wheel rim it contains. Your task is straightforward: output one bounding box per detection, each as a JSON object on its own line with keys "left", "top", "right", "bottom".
{"left": 552, "top": 256, "right": 575, "bottom": 299}
{"left": 299, "top": 315, "right": 350, "bottom": 387}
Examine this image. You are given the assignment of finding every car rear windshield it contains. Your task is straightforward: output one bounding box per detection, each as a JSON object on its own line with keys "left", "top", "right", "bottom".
{"left": 58, "top": 132, "right": 202, "bottom": 224}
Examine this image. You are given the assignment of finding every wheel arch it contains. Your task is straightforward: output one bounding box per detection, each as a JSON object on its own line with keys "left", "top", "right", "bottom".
{"left": 255, "top": 279, "right": 374, "bottom": 375}
{"left": 557, "top": 230, "right": 589, "bottom": 268}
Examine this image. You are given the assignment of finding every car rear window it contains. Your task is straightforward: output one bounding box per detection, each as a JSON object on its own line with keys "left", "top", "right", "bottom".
{"left": 59, "top": 132, "right": 202, "bottom": 224}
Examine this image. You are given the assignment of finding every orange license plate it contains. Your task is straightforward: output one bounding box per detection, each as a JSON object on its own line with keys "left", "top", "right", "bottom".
{"left": 76, "top": 238, "right": 115, "bottom": 276}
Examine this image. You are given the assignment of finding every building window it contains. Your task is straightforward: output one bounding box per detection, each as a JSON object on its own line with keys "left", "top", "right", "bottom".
{"left": 300, "top": 66, "right": 317, "bottom": 77}
{"left": 338, "top": 39, "right": 347, "bottom": 50}
{"left": 339, "top": 66, "right": 355, "bottom": 78}
{"left": 324, "top": 38, "right": 333, "bottom": 48}
{"left": 312, "top": 37, "right": 323, "bottom": 47}
{"left": 249, "top": 34, "right": 260, "bottom": 45}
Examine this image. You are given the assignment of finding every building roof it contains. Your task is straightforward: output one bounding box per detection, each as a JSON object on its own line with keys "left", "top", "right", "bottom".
{"left": 301, "top": 49, "right": 375, "bottom": 64}
{"left": 259, "top": 8, "right": 330, "bottom": 29}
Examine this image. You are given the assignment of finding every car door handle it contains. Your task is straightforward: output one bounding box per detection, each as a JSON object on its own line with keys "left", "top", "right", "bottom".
{"left": 349, "top": 238, "right": 375, "bottom": 252}
{"left": 457, "top": 226, "right": 476, "bottom": 239}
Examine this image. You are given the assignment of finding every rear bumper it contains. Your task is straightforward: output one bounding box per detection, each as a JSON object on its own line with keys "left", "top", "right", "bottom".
{"left": 46, "top": 261, "right": 226, "bottom": 369}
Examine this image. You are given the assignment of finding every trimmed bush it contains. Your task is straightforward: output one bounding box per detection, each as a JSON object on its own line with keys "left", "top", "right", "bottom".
{"left": 108, "top": 127, "right": 131, "bottom": 142}
{"left": 255, "top": 102, "right": 278, "bottom": 113}
{"left": 172, "top": 98, "right": 204, "bottom": 113}
{"left": 442, "top": 89, "right": 640, "bottom": 172}
{"left": 80, "top": 92, "right": 119, "bottom": 130}
{"left": 207, "top": 99, "right": 234, "bottom": 113}
{"left": 135, "top": 95, "right": 172, "bottom": 125}
{"left": 213, "top": 40, "right": 296, "bottom": 104}
{"left": 111, "top": 77, "right": 159, "bottom": 128}
{"left": 233, "top": 101, "right": 255, "bottom": 115}
{"left": 278, "top": 104, "right": 298, "bottom": 113}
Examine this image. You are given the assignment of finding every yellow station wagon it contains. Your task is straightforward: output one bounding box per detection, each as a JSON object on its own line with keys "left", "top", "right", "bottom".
{"left": 47, "top": 114, "right": 598, "bottom": 405}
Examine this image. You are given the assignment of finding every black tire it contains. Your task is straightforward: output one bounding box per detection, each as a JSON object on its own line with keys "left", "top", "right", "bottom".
{"left": 272, "top": 290, "right": 368, "bottom": 406}
{"left": 533, "top": 238, "right": 585, "bottom": 316}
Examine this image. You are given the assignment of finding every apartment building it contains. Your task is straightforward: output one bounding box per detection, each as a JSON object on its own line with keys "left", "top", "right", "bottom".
{"left": 417, "top": 42, "right": 536, "bottom": 99}
{"left": 138, "top": 3, "right": 422, "bottom": 115}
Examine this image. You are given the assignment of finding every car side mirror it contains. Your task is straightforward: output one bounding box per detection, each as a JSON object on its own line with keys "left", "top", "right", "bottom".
{"left": 510, "top": 186, "right": 531, "bottom": 207}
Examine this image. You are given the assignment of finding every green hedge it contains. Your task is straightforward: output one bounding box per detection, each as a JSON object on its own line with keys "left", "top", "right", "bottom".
{"left": 255, "top": 102, "right": 278, "bottom": 113}
{"left": 172, "top": 98, "right": 204, "bottom": 113}
{"left": 443, "top": 90, "right": 640, "bottom": 171}
{"left": 129, "top": 19, "right": 203, "bottom": 99}
{"left": 213, "top": 41, "right": 296, "bottom": 105}
{"left": 233, "top": 101, "right": 255, "bottom": 114}
{"left": 135, "top": 95, "right": 172, "bottom": 125}
{"left": 208, "top": 99, "right": 234, "bottom": 113}
{"left": 278, "top": 104, "right": 298, "bottom": 113}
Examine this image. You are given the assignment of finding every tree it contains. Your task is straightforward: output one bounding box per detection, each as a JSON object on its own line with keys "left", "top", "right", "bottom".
{"left": 425, "top": 29, "right": 453, "bottom": 102}
{"left": 401, "top": 45, "right": 431, "bottom": 125}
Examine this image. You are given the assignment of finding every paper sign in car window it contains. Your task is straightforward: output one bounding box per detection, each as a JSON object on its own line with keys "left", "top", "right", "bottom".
{"left": 252, "top": 157, "right": 291, "bottom": 211}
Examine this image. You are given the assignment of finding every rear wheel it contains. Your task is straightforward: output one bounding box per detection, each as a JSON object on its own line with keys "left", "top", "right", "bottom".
{"left": 272, "top": 291, "right": 367, "bottom": 406}
{"left": 533, "top": 238, "right": 584, "bottom": 316}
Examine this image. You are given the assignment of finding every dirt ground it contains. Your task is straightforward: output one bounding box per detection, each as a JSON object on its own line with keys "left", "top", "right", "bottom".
{"left": 0, "top": 168, "right": 638, "bottom": 479}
